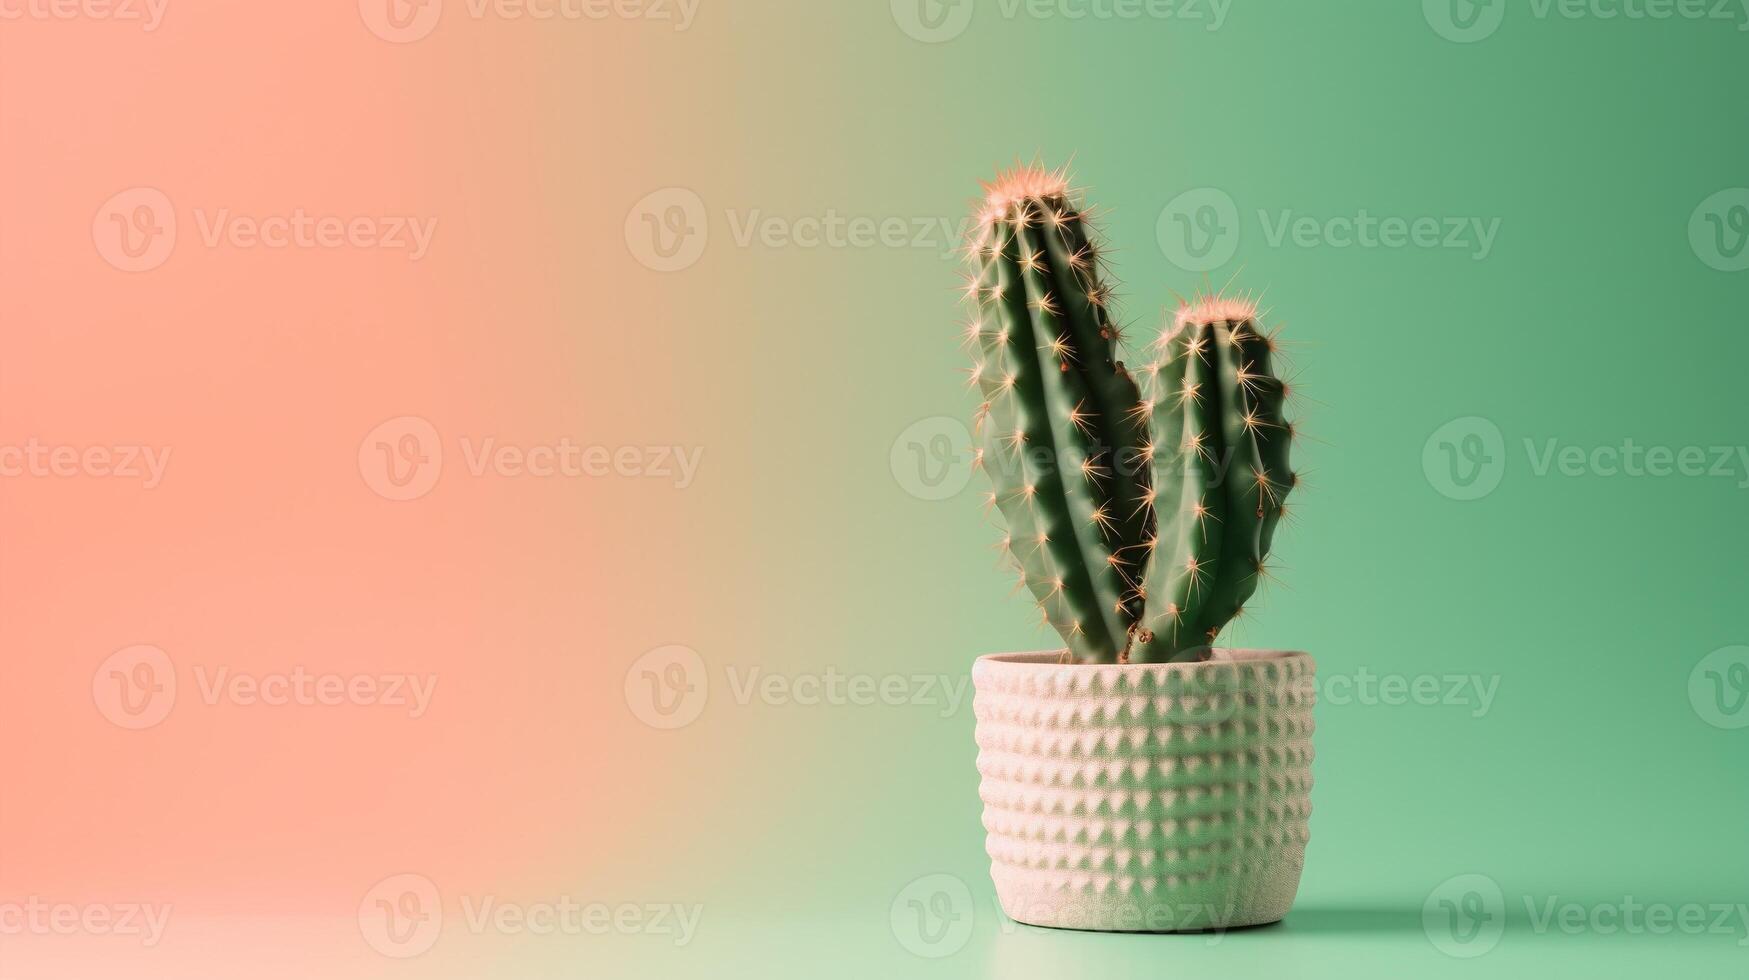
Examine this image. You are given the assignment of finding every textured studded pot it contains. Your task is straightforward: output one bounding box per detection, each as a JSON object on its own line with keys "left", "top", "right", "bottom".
{"left": 973, "top": 649, "right": 1315, "bottom": 932}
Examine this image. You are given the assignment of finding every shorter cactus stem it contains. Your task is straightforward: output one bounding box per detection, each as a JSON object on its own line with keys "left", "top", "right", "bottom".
{"left": 1128, "top": 295, "right": 1295, "bottom": 664}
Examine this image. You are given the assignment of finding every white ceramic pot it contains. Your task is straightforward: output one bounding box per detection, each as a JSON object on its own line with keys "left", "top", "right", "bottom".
{"left": 972, "top": 649, "right": 1315, "bottom": 932}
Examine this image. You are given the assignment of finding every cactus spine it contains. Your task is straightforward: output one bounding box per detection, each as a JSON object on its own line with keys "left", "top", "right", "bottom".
{"left": 965, "top": 167, "right": 1153, "bottom": 664}
{"left": 962, "top": 167, "right": 1297, "bottom": 665}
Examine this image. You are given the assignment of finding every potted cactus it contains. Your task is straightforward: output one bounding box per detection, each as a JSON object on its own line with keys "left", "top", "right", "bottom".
{"left": 961, "top": 166, "right": 1314, "bottom": 933}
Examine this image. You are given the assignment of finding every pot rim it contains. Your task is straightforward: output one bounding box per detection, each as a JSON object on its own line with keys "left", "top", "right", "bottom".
{"left": 975, "top": 649, "right": 1313, "bottom": 671}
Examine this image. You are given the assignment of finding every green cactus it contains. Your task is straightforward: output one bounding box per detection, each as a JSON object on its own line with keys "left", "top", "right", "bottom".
{"left": 964, "top": 167, "right": 1153, "bottom": 663}
{"left": 960, "top": 166, "right": 1296, "bottom": 664}
{"left": 1126, "top": 298, "right": 1296, "bottom": 663}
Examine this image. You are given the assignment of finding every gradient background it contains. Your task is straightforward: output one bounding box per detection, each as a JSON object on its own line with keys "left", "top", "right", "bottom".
{"left": 2, "top": 1, "right": 1745, "bottom": 976}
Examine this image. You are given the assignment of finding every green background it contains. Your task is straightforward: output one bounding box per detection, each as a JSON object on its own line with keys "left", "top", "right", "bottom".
{"left": 608, "top": 1, "right": 1749, "bottom": 976}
